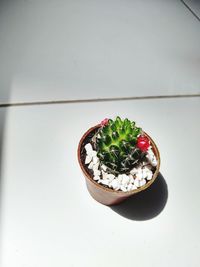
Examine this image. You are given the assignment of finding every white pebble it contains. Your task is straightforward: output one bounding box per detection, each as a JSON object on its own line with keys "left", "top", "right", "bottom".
{"left": 122, "top": 174, "right": 130, "bottom": 185}
{"left": 141, "top": 169, "right": 148, "bottom": 179}
{"left": 117, "top": 174, "right": 123, "bottom": 183}
{"left": 130, "top": 168, "right": 138, "bottom": 175}
{"left": 85, "top": 143, "right": 93, "bottom": 153}
{"left": 146, "top": 170, "right": 153, "bottom": 180}
{"left": 100, "top": 179, "right": 110, "bottom": 186}
{"left": 87, "top": 152, "right": 93, "bottom": 158}
{"left": 93, "top": 156, "right": 99, "bottom": 164}
{"left": 101, "top": 171, "right": 107, "bottom": 180}
{"left": 127, "top": 184, "right": 137, "bottom": 191}
{"left": 140, "top": 179, "right": 146, "bottom": 187}
{"left": 106, "top": 174, "right": 115, "bottom": 181}
{"left": 120, "top": 185, "right": 128, "bottom": 192}
{"left": 92, "top": 162, "right": 100, "bottom": 170}
{"left": 147, "top": 148, "right": 154, "bottom": 155}
{"left": 85, "top": 155, "right": 92, "bottom": 164}
{"left": 127, "top": 184, "right": 133, "bottom": 191}
{"left": 101, "top": 164, "right": 107, "bottom": 171}
{"left": 128, "top": 175, "right": 134, "bottom": 184}
{"left": 134, "top": 178, "right": 140, "bottom": 188}
{"left": 132, "top": 184, "right": 137, "bottom": 190}
{"left": 136, "top": 171, "right": 143, "bottom": 181}
{"left": 93, "top": 175, "right": 100, "bottom": 181}
{"left": 146, "top": 149, "right": 158, "bottom": 167}
{"left": 111, "top": 179, "right": 120, "bottom": 190}
{"left": 152, "top": 158, "right": 157, "bottom": 167}
{"left": 93, "top": 169, "right": 101, "bottom": 176}
{"left": 88, "top": 161, "right": 94, "bottom": 169}
{"left": 91, "top": 151, "right": 97, "bottom": 157}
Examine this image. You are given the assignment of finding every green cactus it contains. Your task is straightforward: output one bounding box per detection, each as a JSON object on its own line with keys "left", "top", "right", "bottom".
{"left": 95, "top": 117, "right": 145, "bottom": 175}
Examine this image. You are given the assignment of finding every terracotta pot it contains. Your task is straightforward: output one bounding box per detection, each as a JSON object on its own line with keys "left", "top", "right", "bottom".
{"left": 77, "top": 125, "right": 160, "bottom": 206}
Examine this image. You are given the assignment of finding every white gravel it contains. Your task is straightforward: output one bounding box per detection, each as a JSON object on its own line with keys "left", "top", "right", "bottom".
{"left": 84, "top": 143, "right": 157, "bottom": 192}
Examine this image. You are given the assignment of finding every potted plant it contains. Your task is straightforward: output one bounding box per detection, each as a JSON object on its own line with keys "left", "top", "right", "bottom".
{"left": 77, "top": 116, "right": 160, "bottom": 206}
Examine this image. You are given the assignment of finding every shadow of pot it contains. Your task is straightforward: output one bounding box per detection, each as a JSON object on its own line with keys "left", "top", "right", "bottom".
{"left": 77, "top": 125, "right": 161, "bottom": 206}
{"left": 111, "top": 172, "right": 168, "bottom": 220}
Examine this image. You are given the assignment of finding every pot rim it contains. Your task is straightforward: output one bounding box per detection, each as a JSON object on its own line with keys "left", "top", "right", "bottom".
{"left": 77, "top": 124, "right": 160, "bottom": 195}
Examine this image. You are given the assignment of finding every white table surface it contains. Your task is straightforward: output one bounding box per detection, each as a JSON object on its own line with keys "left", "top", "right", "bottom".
{"left": 0, "top": 0, "right": 200, "bottom": 104}
{"left": 1, "top": 1, "right": 200, "bottom": 266}
{"left": 0, "top": 97, "right": 200, "bottom": 267}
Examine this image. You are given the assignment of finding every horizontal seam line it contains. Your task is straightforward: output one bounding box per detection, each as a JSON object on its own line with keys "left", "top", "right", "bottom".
{"left": 0, "top": 94, "right": 200, "bottom": 108}
{"left": 180, "top": 0, "right": 200, "bottom": 22}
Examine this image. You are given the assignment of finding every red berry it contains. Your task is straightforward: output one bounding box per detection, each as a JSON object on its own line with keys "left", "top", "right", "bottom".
{"left": 136, "top": 135, "right": 150, "bottom": 152}
{"left": 101, "top": 118, "right": 109, "bottom": 126}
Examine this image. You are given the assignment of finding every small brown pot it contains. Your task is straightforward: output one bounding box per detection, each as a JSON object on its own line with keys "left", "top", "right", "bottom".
{"left": 77, "top": 125, "right": 160, "bottom": 206}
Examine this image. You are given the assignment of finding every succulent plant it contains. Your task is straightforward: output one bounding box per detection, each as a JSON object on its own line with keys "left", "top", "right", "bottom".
{"left": 94, "top": 116, "right": 149, "bottom": 175}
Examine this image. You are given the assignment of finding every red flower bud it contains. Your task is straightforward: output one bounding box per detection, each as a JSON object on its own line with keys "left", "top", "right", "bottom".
{"left": 136, "top": 135, "right": 150, "bottom": 152}
{"left": 101, "top": 118, "right": 109, "bottom": 127}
